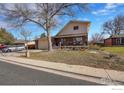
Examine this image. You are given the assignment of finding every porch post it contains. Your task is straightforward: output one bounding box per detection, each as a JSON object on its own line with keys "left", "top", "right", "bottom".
{"left": 120, "top": 38, "right": 122, "bottom": 45}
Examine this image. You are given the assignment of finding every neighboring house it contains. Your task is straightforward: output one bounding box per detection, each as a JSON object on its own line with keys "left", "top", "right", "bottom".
{"left": 104, "top": 34, "right": 124, "bottom": 46}
{"left": 53, "top": 20, "right": 90, "bottom": 46}
{"left": 14, "top": 40, "right": 36, "bottom": 49}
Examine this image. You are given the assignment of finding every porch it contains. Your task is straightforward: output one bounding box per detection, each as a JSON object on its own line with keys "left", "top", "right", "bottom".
{"left": 112, "top": 37, "right": 124, "bottom": 46}
{"left": 53, "top": 36, "right": 88, "bottom": 46}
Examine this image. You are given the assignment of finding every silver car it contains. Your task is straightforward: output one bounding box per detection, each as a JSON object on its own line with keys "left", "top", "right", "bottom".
{"left": 2, "top": 45, "right": 25, "bottom": 52}
{"left": 2, "top": 46, "right": 16, "bottom": 52}
{"left": 16, "top": 46, "right": 25, "bottom": 51}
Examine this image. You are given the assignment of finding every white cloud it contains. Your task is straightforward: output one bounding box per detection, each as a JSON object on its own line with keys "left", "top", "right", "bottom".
{"left": 92, "top": 9, "right": 109, "bottom": 15}
{"left": 0, "top": 21, "right": 13, "bottom": 30}
{"left": 0, "top": 21, "right": 8, "bottom": 28}
{"left": 105, "top": 3, "right": 117, "bottom": 9}
{"left": 92, "top": 3, "right": 122, "bottom": 16}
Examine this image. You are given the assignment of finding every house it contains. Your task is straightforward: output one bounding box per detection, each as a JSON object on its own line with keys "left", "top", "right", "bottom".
{"left": 53, "top": 20, "right": 90, "bottom": 46}
{"left": 35, "top": 20, "right": 90, "bottom": 49}
{"left": 104, "top": 34, "right": 124, "bottom": 46}
{"left": 14, "top": 40, "right": 36, "bottom": 49}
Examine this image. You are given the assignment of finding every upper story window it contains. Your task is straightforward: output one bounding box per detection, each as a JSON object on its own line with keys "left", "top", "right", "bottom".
{"left": 73, "top": 26, "right": 79, "bottom": 30}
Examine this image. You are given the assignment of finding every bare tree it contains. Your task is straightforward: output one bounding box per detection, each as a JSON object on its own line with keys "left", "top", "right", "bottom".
{"left": 103, "top": 15, "right": 124, "bottom": 36}
{"left": 113, "top": 15, "right": 124, "bottom": 34}
{"left": 20, "top": 28, "right": 32, "bottom": 57}
{"left": 0, "top": 3, "right": 88, "bottom": 52}
{"left": 91, "top": 32, "right": 104, "bottom": 44}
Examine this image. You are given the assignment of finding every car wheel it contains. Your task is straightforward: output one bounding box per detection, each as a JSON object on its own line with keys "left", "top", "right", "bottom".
{"left": 8, "top": 49, "right": 11, "bottom": 52}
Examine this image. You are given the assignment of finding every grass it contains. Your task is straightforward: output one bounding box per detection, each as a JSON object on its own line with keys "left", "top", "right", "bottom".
{"left": 102, "top": 47, "right": 124, "bottom": 57}
{"left": 28, "top": 49, "right": 124, "bottom": 71}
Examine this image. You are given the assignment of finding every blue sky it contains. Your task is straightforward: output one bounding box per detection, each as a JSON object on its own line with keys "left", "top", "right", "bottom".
{"left": 0, "top": 3, "right": 124, "bottom": 40}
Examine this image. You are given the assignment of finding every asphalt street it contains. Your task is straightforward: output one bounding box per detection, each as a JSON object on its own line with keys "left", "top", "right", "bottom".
{"left": 0, "top": 60, "right": 98, "bottom": 85}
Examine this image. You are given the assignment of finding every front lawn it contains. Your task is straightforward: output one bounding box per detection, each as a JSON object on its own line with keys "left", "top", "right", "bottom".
{"left": 28, "top": 49, "right": 124, "bottom": 71}
{"left": 102, "top": 47, "right": 124, "bottom": 57}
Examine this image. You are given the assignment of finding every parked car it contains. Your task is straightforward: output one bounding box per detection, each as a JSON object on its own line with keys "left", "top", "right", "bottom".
{"left": 2, "top": 46, "right": 16, "bottom": 52}
{"left": 16, "top": 46, "right": 25, "bottom": 51}
{"left": 2, "top": 45, "right": 25, "bottom": 52}
{"left": 0, "top": 44, "right": 7, "bottom": 49}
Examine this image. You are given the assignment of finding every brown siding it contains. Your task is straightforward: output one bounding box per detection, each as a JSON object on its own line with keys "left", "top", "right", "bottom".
{"left": 112, "top": 38, "right": 116, "bottom": 45}
{"left": 104, "top": 38, "right": 112, "bottom": 46}
{"left": 104, "top": 37, "right": 124, "bottom": 46}
{"left": 112, "top": 37, "right": 122, "bottom": 45}
{"left": 54, "top": 21, "right": 89, "bottom": 46}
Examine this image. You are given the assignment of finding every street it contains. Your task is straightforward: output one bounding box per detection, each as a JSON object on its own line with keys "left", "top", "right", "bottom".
{"left": 0, "top": 60, "right": 98, "bottom": 85}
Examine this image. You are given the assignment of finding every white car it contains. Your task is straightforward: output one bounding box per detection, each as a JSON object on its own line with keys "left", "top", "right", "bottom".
{"left": 16, "top": 46, "right": 25, "bottom": 51}
{"left": 2, "top": 46, "right": 16, "bottom": 52}
{"left": 2, "top": 45, "right": 25, "bottom": 52}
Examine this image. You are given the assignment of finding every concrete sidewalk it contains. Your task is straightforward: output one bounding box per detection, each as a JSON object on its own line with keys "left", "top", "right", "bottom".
{"left": 0, "top": 55, "right": 124, "bottom": 84}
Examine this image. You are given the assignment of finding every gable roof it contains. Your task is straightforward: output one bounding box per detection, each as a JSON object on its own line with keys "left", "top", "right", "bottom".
{"left": 55, "top": 20, "right": 90, "bottom": 37}
{"left": 111, "top": 34, "right": 124, "bottom": 38}
{"left": 104, "top": 34, "right": 124, "bottom": 40}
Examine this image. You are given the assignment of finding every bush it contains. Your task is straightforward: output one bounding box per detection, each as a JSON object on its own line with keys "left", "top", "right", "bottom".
{"left": 88, "top": 44, "right": 101, "bottom": 50}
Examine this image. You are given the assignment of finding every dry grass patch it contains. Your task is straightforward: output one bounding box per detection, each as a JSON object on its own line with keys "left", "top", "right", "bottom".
{"left": 28, "top": 50, "right": 124, "bottom": 71}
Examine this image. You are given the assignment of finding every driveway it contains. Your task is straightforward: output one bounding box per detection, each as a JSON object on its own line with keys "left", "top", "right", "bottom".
{"left": 0, "top": 49, "right": 42, "bottom": 57}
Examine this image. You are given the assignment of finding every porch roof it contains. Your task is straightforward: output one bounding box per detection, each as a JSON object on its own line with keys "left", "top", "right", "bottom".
{"left": 54, "top": 33, "right": 87, "bottom": 38}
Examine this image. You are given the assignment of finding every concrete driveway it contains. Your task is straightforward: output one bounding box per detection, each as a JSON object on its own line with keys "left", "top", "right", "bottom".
{"left": 1, "top": 49, "right": 42, "bottom": 57}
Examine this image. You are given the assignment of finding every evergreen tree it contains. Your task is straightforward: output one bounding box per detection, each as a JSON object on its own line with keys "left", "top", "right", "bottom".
{"left": 0, "top": 27, "right": 15, "bottom": 44}
{"left": 40, "top": 33, "right": 46, "bottom": 38}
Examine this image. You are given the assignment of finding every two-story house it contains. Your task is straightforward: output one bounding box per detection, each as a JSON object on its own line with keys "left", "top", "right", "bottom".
{"left": 53, "top": 20, "right": 90, "bottom": 46}
{"left": 35, "top": 20, "right": 90, "bottom": 49}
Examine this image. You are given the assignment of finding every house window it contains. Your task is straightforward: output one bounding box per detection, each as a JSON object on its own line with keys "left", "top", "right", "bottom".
{"left": 121, "top": 38, "right": 124, "bottom": 44}
{"left": 76, "top": 37, "right": 82, "bottom": 42}
{"left": 116, "top": 38, "right": 120, "bottom": 45}
{"left": 75, "top": 37, "right": 82, "bottom": 45}
{"left": 73, "top": 26, "right": 79, "bottom": 30}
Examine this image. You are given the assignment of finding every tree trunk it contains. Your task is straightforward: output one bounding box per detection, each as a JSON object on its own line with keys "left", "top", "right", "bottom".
{"left": 25, "top": 41, "right": 30, "bottom": 57}
{"left": 47, "top": 31, "right": 53, "bottom": 52}
{"left": 26, "top": 49, "right": 30, "bottom": 57}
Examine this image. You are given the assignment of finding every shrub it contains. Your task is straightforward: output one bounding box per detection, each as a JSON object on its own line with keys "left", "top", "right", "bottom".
{"left": 88, "top": 44, "right": 101, "bottom": 50}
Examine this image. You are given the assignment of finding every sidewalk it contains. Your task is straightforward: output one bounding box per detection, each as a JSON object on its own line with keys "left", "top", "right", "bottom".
{"left": 0, "top": 55, "right": 124, "bottom": 83}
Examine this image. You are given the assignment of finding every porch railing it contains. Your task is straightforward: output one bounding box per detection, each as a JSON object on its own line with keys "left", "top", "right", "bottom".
{"left": 60, "top": 45, "right": 88, "bottom": 50}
